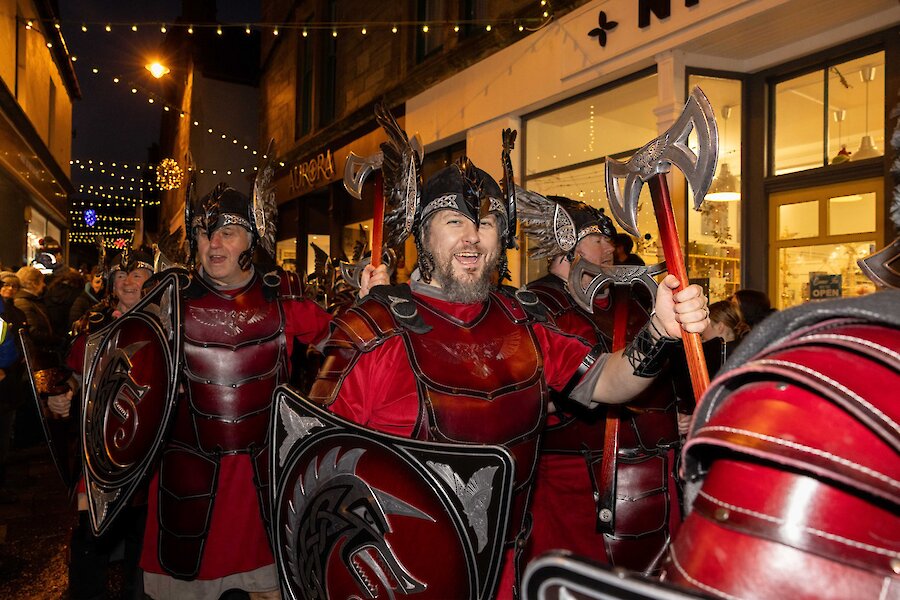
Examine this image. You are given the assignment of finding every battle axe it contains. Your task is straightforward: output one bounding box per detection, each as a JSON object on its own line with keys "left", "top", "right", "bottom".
{"left": 604, "top": 87, "right": 718, "bottom": 401}
{"left": 342, "top": 113, "right": 423, "bottom": 288}
{"left": 342, "top": 149, "right": 386, "bottom": 287}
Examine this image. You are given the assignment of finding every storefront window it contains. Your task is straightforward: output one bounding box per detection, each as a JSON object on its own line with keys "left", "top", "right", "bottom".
{"left": 773, "top": 51, "right": 884, "bottom": 175}
{"left": 523, "top": 72, "right": 658, "bottom": 281}
{"left": 771, "top": 178, "right": 881, "bottom": 309}
{"left": 687, "top": 74, "right": 742, "bottom": 302}
{"left": 276, "top": 238, "right": 297, "bottom": 272}
{"left": 525, "top": 74, "right": 658, "bottom": 177}
{"left": 828, "top": 192, "right": 875, "bottom": 236}
{"left": 26, "top": 209, "right": 52, "bottom": 265}
{"left": 777, "top": 201, "right": 818, "bottom": 239}
{"left": 777, "top": 241, "right": 876, "bottom": 307}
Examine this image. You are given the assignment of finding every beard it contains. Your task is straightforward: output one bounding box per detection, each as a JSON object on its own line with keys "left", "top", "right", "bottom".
{"left": 430, "top": 246, "right": 500, "bottom": 304}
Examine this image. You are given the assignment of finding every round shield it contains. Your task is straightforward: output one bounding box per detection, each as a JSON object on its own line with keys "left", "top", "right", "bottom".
{"left": 84, "top": 312, "right": 173, "bottom": 485}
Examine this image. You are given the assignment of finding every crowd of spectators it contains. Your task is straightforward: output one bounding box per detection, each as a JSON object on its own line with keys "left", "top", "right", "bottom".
{"left": 0, "top": 241, "right": 109, "bottom": 505}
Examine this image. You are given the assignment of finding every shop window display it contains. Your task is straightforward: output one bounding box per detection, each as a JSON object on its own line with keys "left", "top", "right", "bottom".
{"left": 771, "top": 179, "right": 881, "bottom": 309}
{"left": 773, "top": 51, "right": 884, "bottom": 174}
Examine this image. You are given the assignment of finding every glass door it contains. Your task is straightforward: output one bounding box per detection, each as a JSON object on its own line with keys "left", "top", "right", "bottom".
{"left": 770, "top": 178, "right": 883, "bottom": 309}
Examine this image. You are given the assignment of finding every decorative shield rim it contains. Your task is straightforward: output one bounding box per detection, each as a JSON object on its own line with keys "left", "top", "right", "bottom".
{"left": 521, "top": 551, "right": 708, "bottom": 600}
{"left": 81, "top": 271, "right": 183, "bottom": 535}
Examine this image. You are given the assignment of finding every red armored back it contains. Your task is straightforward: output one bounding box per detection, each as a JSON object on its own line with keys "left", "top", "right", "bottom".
{"left": 667, "top": 317, "right": 900, "bottom": 599}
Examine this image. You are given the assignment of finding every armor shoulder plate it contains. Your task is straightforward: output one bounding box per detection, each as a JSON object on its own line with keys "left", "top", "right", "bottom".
{"left": 276, "top": 269, "right": 305, "bottom": 300}
{"left": 527, "top": 277, "right": 572, "bottom": 317}
{"left": 329, "top": 286, "right": 425, "bottom": 353}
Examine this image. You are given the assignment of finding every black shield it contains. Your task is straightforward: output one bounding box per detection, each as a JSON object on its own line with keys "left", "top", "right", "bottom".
{"left": 521, "top": 552, "right": 709, "bottom": 600}
{"left": 271, "top": 385, "right": 515, "bottom": 600}
{"left": 82, "top": 272, "right": 182, "bottom": 535}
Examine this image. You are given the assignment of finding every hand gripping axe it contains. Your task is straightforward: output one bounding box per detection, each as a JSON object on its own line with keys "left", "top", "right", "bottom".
{"left": 605, "top": 87, "right": 719, "bottom": 401}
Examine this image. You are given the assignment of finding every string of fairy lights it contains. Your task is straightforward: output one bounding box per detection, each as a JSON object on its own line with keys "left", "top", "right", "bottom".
{"left": 50, "top": 2, "right": 554, "bottom": 245}
{"left": 31, "top": 1, "right": 553, "bottom": 42}
{"left": 79, "top": 66, "right": 262, "bottom": 161}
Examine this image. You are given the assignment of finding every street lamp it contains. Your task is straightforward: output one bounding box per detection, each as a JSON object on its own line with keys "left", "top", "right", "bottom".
{"left": 145, "top": 61, "right": 170, "bottom": 79}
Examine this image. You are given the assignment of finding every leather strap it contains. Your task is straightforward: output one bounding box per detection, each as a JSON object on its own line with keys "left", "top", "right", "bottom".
{"left": 561, "top": 343, "right": 604, "bottom": 399}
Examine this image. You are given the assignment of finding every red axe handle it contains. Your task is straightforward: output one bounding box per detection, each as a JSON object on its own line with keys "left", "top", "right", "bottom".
{"left": 371, "top": 172, "right": 385, "bottom": 268}
{"left": 648, "top": 173, "right": 710, "bottom": 402}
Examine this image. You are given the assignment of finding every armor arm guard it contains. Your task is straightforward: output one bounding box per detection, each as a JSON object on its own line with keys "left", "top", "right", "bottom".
{"left": 623, "top": 319, "right": 681, "bottom": 377}
{"left": 308, "top": 344, "right": 361, "bottom": 407}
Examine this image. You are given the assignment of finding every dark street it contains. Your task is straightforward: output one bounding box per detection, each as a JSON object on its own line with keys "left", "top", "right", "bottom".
{"left": 0, "top": 445, "right": 78, "bottom": 600}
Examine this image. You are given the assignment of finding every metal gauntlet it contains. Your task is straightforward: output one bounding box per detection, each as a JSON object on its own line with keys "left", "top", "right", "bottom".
{"left": 623, "top": 320, "right": 680, "bottom": 377}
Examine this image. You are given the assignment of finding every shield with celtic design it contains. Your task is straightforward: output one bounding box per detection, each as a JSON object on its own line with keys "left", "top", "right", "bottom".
{"left": 82, "top": 272, "right": 182, "bottom": 535}
{"left": 271, "top": 385, "right": 515, "bottom": 600}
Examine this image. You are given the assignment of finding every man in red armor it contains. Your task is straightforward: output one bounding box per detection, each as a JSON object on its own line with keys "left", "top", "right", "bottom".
{"left": 138, "top": 184, "right": 332, "bottom": 599}
{"left": 519, "top": 192, "right": 683, "bottom": 573}
{"left": 310, "top": 127, "right": 710, "bottom": 598}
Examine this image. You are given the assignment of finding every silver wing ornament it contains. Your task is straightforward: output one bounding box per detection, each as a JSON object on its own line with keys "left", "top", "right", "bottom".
{"left": 252, "top": 139, "right": 278, "bottom": 259}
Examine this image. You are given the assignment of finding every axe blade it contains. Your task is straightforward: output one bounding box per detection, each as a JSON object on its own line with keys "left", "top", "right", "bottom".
{"left": 343, "top": 151, "right": 383, "bottom": 199}
{"left": 567, "top": 256, "right": 667, "bottom": 313}
{"left": 604, "top": 87, "right": 719, "bottom": 236}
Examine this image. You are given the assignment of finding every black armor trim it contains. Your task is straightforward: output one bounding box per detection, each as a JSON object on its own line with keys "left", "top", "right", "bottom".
{"left": 362, "top": 284, "right": 431, "bottom": 334}
{"left": 624, "top": 323, "right": 680, "bottom": 377}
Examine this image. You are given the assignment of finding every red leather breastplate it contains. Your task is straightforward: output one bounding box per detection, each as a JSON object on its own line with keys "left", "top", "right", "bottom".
{"left": 404, "top": 293, "right": 547, "bottom": 543}
{"left": 179, "top": 274, "right": 287, "bottom": 454}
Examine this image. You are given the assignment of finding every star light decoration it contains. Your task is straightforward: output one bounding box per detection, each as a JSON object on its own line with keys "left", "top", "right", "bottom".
{"left": 156, "top": 158, "right": 183, "bottom": 191}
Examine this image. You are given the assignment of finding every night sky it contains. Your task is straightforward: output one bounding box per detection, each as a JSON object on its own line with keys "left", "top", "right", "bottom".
{"left": 59, "top": 1, "right": 260, "bottom": 196}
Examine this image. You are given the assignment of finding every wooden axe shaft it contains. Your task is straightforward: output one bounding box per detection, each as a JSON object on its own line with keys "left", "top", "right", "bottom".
{"left": 371, "top": 173, "right": 385, "bottom": 268}
{"left": 648, "top": 174, "right": 710, "bottom": 402}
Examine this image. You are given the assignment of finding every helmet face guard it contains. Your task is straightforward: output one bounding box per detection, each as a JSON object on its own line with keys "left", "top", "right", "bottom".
{"left": 188, "top": 183, "right": 258, "bottom": 270}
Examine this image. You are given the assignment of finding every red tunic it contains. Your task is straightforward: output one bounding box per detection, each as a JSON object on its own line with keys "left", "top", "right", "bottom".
{"left": 140, "top": 293, "right": 331, "bottom": 580}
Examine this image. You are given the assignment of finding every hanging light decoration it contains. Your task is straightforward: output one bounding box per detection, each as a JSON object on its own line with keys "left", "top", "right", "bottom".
{"left": 157, "top": 158, "right": 183, "bottom": 190}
